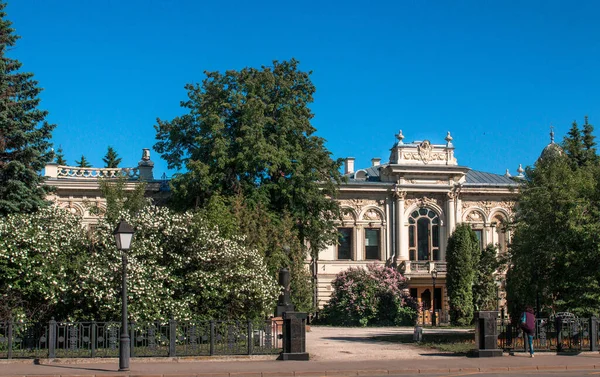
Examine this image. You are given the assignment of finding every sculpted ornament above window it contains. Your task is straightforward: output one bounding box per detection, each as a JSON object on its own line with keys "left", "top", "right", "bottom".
{"left": 362, "top": 209, "right": 382, "bottom": 221}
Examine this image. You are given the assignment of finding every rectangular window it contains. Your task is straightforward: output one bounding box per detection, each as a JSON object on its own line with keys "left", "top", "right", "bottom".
{"left": 365, "top": 228, "right": 380, "bottom": 260}
{"left": 337, "top": 228, "right": 353, "bottom": 260}
{"left": 474, "top": 229, "right": 483, "bottom": 251}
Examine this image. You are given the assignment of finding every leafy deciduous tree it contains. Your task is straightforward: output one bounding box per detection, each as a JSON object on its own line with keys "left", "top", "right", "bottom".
{"left": 154, "top": 59, "right": 343, "bottom": 310}
{"left": 473, "top": 244, "right": 500, "bottom": 312}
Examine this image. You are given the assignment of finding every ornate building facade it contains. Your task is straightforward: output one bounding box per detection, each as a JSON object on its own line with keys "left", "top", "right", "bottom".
{"left": 316, "top": 131, "right": 520, "bottom": 323}
{"left": 43, "top": 133, "right": 521, "bottom": 324}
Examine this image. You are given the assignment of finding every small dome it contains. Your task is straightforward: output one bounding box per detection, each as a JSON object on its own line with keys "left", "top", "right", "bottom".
{"left": 539, "top": 127, "right": 563, "bottom": 161}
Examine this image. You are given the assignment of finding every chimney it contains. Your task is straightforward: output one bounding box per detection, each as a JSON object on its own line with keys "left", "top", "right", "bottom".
{"left": 138, "top": 148, "right": 155, "bottom": 180}
{"left": 371, "top": 158, "right": 381, "bottom": 167}
{"left": 344, "top": 157, "right": 355, "bottom": 175}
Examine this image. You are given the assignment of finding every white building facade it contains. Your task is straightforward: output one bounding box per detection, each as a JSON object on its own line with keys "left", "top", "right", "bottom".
{"left": 317, "top": 131, "right": 520, "bottom": 323}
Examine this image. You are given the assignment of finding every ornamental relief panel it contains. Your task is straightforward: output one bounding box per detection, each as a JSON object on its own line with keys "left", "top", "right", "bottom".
{"left": 461, "top": 200, "right": 515, "bottom": 217}
{"left": 464, "top": 209, "right": 486, "bottom": 223}
{"left": 361, "top": 208, "right": 383, "bottom": 221}
{"left": 404, "top": 195, "right": 443, "bottom": 210}
{"left": 341, "top": 199, "right": 384, "bottom": 214}
{"left": 402, "top": 152, "right": 448, "bottom": 164}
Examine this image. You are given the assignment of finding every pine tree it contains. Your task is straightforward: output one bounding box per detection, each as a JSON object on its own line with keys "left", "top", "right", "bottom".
{"left": 75, "top": 155, "right": 91, "bottom": 168}
{"left": 0, "top": 2, "right": 56, "bottom": 215}
{"left": 563, "top": 121, "right": 584, "bottom": 167}
{"left": 55, "top": 146, "right": 67, "bottom": 165}
{"left": 582, "top": 116, "right": 598, "bottom": 165}
{"left": 102, "top": 146, "right": 121, "bottom": 168}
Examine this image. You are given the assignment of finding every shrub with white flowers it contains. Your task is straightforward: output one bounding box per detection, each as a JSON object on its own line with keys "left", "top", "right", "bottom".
{"left": 0, "top": 205, "right": 279, "bottom": 322}
{"left": 81, "top": 205, "right": 280, "bottom": 322}
{"left": 0, "top": 206, "right": 89, "bottom": 321}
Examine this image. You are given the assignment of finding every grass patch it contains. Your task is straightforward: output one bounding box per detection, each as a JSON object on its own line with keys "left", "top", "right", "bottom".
{"left": 372, "top": 332, "right": 475, "bottom": 355}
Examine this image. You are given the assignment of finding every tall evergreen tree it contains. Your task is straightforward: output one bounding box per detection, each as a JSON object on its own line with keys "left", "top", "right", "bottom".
{"left": 0, "top": 2, "right": 55, "bottom": 215}
{"left": 75, "top": 155, "right": 91, "bottom": 168}
{"left": 563, "top": 120, "right": 587, "bottom": 167}
{"left": 446, "top": 224, "right": 479, "bottom": 326}
{"left": 582, "top": 116, "right": 598, "bottom": 165}
{"left": 102, "top": 146, "right": 121, "bottom": 168}
{"left": 55, "top": 146, "right": 67, "bottom": 165}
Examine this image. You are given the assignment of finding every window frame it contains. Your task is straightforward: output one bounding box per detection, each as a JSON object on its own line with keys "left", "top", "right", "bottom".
{"left": 337, "top": 227, "right": 354, "bottom": 260}
{"left": 364, "top": 227, "right": 381, "bottom": 260}
{"left": 408, "top": 208, "right": 441, "bottom": 261}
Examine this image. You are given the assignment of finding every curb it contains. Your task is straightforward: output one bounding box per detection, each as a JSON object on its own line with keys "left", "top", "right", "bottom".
{"left": 2, "top": 366, "right": 600, "bottom": 377}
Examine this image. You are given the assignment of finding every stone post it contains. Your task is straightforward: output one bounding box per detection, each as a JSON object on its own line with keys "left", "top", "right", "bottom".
{"left": 474, "top": 311, "right": 502, "bottom": 357}
{"left": 280, "top": 312, "right": 309, "bottom": 361}
{"left": 590, "top": 317, "right": 598, "bottom": 352}
{"left": 44, "top": 162, "right": 58, "bottom": 178}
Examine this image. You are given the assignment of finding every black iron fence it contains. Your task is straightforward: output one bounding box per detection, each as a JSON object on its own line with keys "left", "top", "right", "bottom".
{"left": 0, "top": 318, "right": 282, "bottom": 359}
{"left": 497, "top": 317, "right": 599, "bottom": 352}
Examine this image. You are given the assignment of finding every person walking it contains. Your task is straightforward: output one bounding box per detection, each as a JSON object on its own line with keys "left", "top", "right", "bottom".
{"left": 521, "top": 306, "right": 536, "bottom": 357}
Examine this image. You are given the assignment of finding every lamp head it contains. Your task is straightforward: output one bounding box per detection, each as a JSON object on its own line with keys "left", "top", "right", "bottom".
{"left": 113, "top": 220, "right": 135, "bottom": 251}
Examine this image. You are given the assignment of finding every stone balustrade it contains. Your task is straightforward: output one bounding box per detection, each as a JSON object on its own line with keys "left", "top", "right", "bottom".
{"left": 44, "top": 164, "right": 139, "bottom": 179}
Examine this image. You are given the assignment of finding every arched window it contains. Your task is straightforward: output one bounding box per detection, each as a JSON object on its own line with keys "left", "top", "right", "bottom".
{"left": 408, "top": 208, "right": 440, "bottom": 261}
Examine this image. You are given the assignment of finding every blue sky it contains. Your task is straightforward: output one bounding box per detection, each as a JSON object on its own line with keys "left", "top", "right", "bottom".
{"left": 6, "top": 0, "right": 600, "bottom": 178}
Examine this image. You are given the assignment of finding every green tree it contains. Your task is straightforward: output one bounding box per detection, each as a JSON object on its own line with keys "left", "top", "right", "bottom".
{"left": 55, "top": 146, "right": 67, "bottom": 165}
{"left": 102, "top": 146, "right": 121, "bottom": 168}
{"left": 154, "top": 59, "right": 344, "bottom": 311}
{"left": 473, "top": 244, "right": 500, "bottom": 312}
{"left": 446, "top": 224, "right": 479, "bottom": 325}
{"left": 75, "top": 155, "right": 91, "bottom": 168}
{"left": 0, "top": 2, "right": 55, "bottom": 215}
{"left": 507, "top": 137, "right": 600, "bottom": 318}
{"left": 88, "top": 176, "right": 148, "bottom": 223}
{"left": 582, "top": 116, "right": 599, "bottom": 165}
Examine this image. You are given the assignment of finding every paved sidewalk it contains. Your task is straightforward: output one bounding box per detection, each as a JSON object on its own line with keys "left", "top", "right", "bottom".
{"left": 1, "top": 326, "right": 599, "bottom": 377}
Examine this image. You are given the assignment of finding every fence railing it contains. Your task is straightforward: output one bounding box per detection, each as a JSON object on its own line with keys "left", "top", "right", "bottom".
{"left": 497, "top": 317, "right": 599, "bottom": 352}
{"left": 0, "top": 318, "right": 282, "bottom": 359}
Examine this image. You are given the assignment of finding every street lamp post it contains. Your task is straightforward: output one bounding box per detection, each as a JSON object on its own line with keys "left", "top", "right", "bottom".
{"left": 431, "top": 269, "right": 438, "bottom": 327}
{"left": 113, "top": 220, "right": 135, "bottom": 372}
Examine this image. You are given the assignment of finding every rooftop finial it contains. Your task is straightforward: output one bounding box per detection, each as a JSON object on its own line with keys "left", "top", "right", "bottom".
{"left": 517, "top": 164, "right": 524, "bottom": 178}
{"left": 396, "top": 130, "right": 404, "bottom": 144}
{"left": 445, "top": 131, "right": 453, "bottom": 145}
{"left": 550, "top": 125, "right": 555, "bottom": 144}
{"left": 505, "top": 169, "right": 511, "bottom": 177}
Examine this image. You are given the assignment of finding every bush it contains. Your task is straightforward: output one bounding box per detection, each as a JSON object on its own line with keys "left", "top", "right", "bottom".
{"left": 318, "top": 264, "right": 418, "bottom": 326}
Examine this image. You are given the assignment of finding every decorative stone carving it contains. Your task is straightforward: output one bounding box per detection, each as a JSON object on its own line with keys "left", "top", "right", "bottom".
{"left": 341, "top": 208, "right": 356, "bottom": 221}
{"left": 362, "top": 209, "right": 382, "bottom": 221}
{"left": 465, "top": 210, "right": 485, "bottom": 222}
{"left": 417, "top": 140, "right": 433, "bottom": 163}
{"left": 405, "top": 196, "right": 442, "bottom": 209}
{"left": 343, "top": 199, "right": 384, "bottom": 213}
{"left": 462, "top": 200, "right": 515, "bottom": 216}
{"left": 392, "top": 185, "right": 406, "bottom": 199}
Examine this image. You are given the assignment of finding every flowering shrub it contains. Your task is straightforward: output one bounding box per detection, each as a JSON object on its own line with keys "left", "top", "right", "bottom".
{"left": 0, "top": 205, "right": 279, "bottom": 322}
{"left": 319, "top": 264, "right": 418, "bottom": 326}
{"left": 81, "top": 206, "right": 280, "bottom": 322}
{"left": 0, "top": 206, "right": 89, "bottom": 320}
